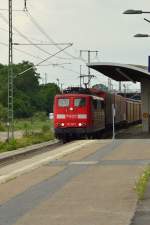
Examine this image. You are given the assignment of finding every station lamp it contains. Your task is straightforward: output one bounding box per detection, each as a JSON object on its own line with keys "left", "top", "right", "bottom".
{"left": 123, "top": 9, "right": 150, "bottom": 15}
{"left": 123, "top": 10, "right": 150, "bottom": 38}
{"left": 134, "top": 34, "right": 150, "bottom": 38}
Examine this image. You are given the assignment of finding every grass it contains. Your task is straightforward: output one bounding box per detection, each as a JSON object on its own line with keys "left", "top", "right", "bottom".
{"left": 14, "top": 118, "right": 52, "bottom": 131}
{"left": 135, "top": 167, "right": 150, "bottom": 200}
{"left": 0, "top": 131, "right": 54, "bottom": 153}
{"left": 0, "top": 112, "right": 53, "bottom": 132}
{"left": 0, "top": 113, "right": 55, "bottom": 153}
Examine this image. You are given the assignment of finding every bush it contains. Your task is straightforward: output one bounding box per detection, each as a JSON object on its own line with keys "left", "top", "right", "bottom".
{"left": 42, "top": 124, "right": 50, "bottom": 133}
{"left": 0, "top": 131, "right": 54, "bottom": 153}
{"left": 33, "top": 112, "right": 47, "bottom": 121}
{"left": 135, "top": 167, "right": 150, "bottom": 200}
{"left": 0, "top": 122, "right": 5, "bottom": 131}
{"left": 0, "top": 139, "right": 17, "bottom": 152}
{"left": 23, "top": 122, "right": 33, "bottom": 137}
{"left": 0, "top": 104, "right": 7, "bottom": 122}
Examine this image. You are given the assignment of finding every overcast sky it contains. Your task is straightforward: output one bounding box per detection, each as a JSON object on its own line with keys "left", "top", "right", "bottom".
{"left": 0, "top": 0, "right": 150, "bottom": 90}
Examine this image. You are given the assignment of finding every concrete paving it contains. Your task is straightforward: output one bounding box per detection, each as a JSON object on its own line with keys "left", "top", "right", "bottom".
{"left": 0, "top": 138, "right": 149, "bottom": 225}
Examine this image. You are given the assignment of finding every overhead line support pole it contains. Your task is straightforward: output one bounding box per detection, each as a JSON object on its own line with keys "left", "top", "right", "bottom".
{"left": 79, "top": 65, "right": 82, "bottom": 87}
{"left": 8, "top": 0, "right": 14, "bottom": 140}
{"left": 80, "top": 50, "right": 98, "bottom": 87}
{"left": 88, "top": 50, "right": 90, "bottom": 86}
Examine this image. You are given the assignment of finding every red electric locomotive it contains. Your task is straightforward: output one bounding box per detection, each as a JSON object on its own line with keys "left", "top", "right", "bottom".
{"left": 54, "top": 87, "right": 105, "bottom": 141}
{"left": 53, "top": 87, "right": 141, "bottom": 142}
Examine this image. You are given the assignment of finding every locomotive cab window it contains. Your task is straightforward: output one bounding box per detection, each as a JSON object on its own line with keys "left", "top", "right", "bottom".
{"left": 58, "top": 98, "right": 69, "bottom": 107}
{"left": 74, "top": 98, "right": 86, "bottom": 107}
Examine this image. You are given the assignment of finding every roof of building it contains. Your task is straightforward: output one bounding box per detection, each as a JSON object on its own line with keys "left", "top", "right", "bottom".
{"left": 88, "top": 62, "right": 150, "bottom": 82}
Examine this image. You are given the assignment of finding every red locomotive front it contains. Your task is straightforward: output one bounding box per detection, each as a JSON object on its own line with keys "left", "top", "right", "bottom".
{"left": 54, "top": 92, "right": 105, "bottom": 141}
{"left": 54, "top": 94, "right": 91, "bottom": 140}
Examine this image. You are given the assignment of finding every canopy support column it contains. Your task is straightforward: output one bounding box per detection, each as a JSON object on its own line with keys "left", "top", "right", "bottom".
{"left": 141, "top": 80, "right": 150, "bottom": 132}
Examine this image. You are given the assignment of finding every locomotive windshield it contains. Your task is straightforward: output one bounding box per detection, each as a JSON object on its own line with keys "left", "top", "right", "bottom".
{"left": 58, "top": 98, "right": 70, "bottom": 107}
{"left": 74, "top": 98, "right": 86, "bottom": 107}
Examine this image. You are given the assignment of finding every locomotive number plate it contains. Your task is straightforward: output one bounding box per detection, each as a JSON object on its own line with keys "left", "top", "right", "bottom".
{"left": 66, "top": 122, "right": 77, "bottom": 126}
{"left": 66, "top": 114, "right": 78, "bottom": 119}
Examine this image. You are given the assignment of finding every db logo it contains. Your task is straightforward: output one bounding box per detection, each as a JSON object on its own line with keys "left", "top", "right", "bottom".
{"left": 143, "top": 112, "right": 149, "bottom": 118}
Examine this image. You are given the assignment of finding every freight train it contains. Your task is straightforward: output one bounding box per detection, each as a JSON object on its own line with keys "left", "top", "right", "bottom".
{"left": 53, "top": 87, "right": 141, "bottom": 142}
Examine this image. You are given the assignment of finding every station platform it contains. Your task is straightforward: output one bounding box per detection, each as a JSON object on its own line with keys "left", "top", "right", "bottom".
{"left": 116, "top": 124, "right": 150, "bottom": 139}
{"left": 0, "top": 134, "right": 150, "bottom": 225}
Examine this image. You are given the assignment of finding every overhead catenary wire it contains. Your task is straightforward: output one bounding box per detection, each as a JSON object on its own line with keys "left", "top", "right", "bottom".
{"left": 13, "top": 42, "right": 72, "bottom": 46}
{"left": 38, "top": 62, "right": 72, "bottom": 67}
{"left": 35, "top": 62, "right": 81, "bottom": 75}
{"left": 0, "top": 41, "right": 44, "bottom": 61}
{"left": 0, "top": 13, "right": 51, "bottom": 56}
{"left": 0, "top": 7, "right": 85, "bottom": 79}
{"left": 0, "top": 12, "right": 71, "bottom": 61}
{"left": 0, "top": 10, "right": 87, "bottom": 77}
{"left": 53, "top": 65, "right": 81, "bottom": 75}
{"left": 0, "top": 6, "right": 87, "bottom": 64}
{"left": 18, "top": 43, "right": 72, "bottom": 76}
{"left": 0, "top": 42, "right": 74, "bottom": 73}
{"left": 0, "top": 8, "right": 24, "bottom": 11}
{"left": 0, "top": 25, "right": 69, "bottom": 61}
{"left": 0, "top": 28, "right": 73, "bottom": 66}
{"left": 25, "top": 11, "right": 86, "bottom": 63}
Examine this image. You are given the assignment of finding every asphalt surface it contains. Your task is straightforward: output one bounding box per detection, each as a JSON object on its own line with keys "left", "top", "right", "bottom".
{"left": 0, "top": 140, "right": 120, "bottom": 225}
{"left": 0, "top": 137, "right": 150, "bottom": 225}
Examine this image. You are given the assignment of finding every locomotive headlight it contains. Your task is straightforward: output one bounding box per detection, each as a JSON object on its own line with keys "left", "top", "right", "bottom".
{"left": 78, "top": 122, "right": 86, "bottom": 127}
{"left": 78, "top": 114, "right": 87, "bottom": 119}
{"left": 57, "top": 122, "right": 65, "bottom": 127}
{"left": 57, "top": 114, "right": 65, "bottom": 119}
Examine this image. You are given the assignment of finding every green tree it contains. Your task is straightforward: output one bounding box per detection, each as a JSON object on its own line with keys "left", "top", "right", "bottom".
{"left": 0, "top": 104, "right": 7, "bottom": 121}
{"left": 14, "top": 91, "right": 34, "bottom": 118}
{"left": 0, "top": 61, "right": 60, "bottom": 118}
{"left": 0, "top": 64, "right": 8, "bottom": 107}
{"left": 38, "top": 83, "right": 60, "bottom": 113}
{"left": 13, "top": 61, "right": 40, "bottom": 117}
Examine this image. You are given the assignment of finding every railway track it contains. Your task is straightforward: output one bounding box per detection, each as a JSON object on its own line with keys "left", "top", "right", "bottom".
{"left": 0, "top": 132, "right": 119, "bottom": 168}
{"left": 0, "top": 123, "right": 140, "bottom": 168}
{"left": 0, "top": 140, "right": 63, "bottom": 168}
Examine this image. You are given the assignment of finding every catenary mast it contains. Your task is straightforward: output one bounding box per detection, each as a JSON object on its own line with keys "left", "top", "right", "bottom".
{"left": 8, "top": 0, "right": 14, "bottom": 140}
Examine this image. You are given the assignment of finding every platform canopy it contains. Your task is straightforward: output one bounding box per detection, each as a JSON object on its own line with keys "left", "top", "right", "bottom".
{"left": 88, "top": 62, "right": 150, "bottom": 83}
